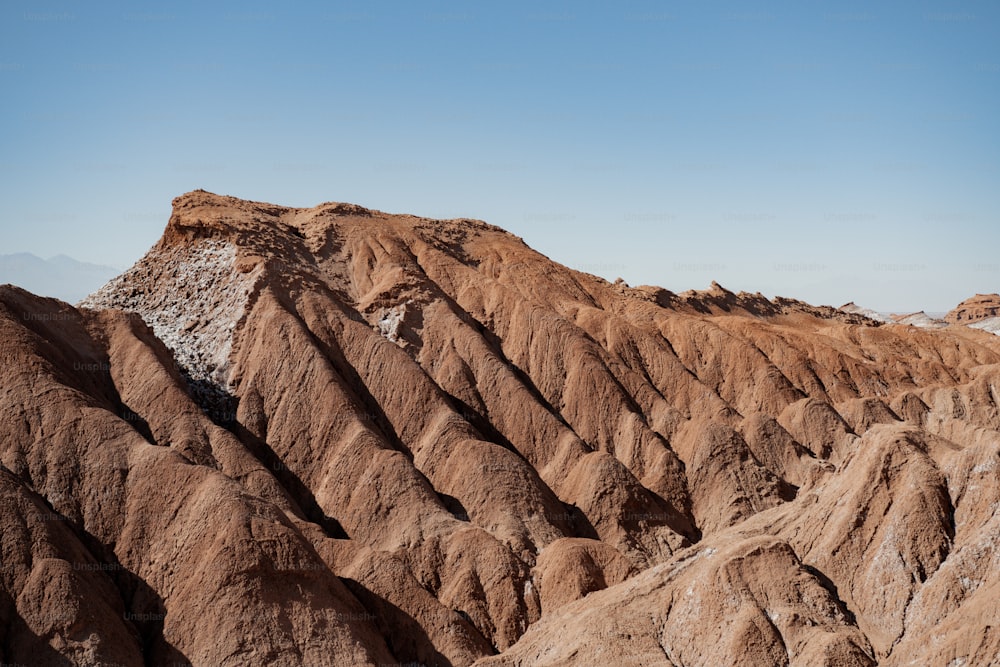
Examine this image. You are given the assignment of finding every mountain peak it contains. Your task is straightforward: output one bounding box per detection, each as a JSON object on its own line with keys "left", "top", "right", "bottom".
{"left": 163, "top": 189, "right": 305, "bottom": 248}
{"left": 708, "top": 280, "right": 730, "bottom": 294}
{"left": 82, "top": 193, "right": 530, "bottom": 418}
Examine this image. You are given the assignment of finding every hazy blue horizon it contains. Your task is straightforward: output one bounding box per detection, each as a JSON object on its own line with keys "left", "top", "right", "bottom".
{"left": 1, "top": 1, "right": 997, "bottom": 312}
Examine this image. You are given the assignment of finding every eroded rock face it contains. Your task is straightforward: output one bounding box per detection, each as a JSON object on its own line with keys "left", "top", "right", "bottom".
{"left": 947, "top": 294, "right": 1000, "bottom": 336}
{"left": 946, "top": 293, "right": 1000, "bottom": 324}
{"left": 1, "top": 190, "right": 999, "bottom": 666}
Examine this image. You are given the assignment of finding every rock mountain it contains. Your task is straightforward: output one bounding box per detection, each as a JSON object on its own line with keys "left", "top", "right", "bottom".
{"left": 1, "top": 191, "right": 998, "bottom": 666}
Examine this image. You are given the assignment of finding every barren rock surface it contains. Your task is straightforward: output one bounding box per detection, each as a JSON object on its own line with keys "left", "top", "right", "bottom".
{"left": 948, "top": 293, "right": 1000, "bottom": 326}
{"left": 839, "top": 301, "right": 890, "bottom": 323}
{"left": 891, "top": 310, "right": 949, "bottom": 329}
{"left": 2, "top": 190, "right": 999, "bottom": 666}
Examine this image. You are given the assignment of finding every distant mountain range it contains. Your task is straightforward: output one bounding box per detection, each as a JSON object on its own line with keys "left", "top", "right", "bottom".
{"left": 0, "top": 253, "right": 120, "bottom": 304}
{"left": 840, "top": 299, "right": 1000, "bottom": 335}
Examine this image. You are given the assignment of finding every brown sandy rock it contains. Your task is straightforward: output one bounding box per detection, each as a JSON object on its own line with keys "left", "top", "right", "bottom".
{"left": 946, "top": 293, "right": 1000, "bottom": 324}
{"left": 1, "top": 190, "right": 998, "bottom": 665}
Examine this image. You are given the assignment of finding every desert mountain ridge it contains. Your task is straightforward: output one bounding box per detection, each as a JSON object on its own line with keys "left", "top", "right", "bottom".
{"left": 1, "top": 190, "right": 998, "bottom": 666}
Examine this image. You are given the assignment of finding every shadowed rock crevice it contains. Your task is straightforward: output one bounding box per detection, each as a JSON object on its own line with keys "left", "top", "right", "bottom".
{"left": 228, "top": 420, "right": 349, "bottom": 539}
{"left": 182, "top": 374, "right": 240, "bottom": 426}
{"left": 440, "top": 392, "right": 529, "bottom": 461}
{"left": 343, "top": 582, "right": 494, "bottom": 666}
{"left": 802, "top": 563, "right": 860, "bottom": 626}
{"left": 61, "top": 504, "right": 191, "bottom": 665}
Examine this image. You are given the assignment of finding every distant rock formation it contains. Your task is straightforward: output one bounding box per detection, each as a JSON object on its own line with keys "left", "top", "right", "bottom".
{"left": 947, "top": 293, "right": 1000, "bottom": 324}
{"left": 0, "top": 252, "right": 119, "bottom": 303}
{"left": 839, "top": 301, "right": 891, "bottom": 323}
{"left": 891, "top": 311, "right": 949, "bottom": 329}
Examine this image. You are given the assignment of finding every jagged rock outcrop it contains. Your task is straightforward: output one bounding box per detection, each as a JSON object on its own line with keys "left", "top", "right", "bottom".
{"left": 1, "top": 190, "right": 998, "bottom": 666}
{"left": 947, "top": 294, "right": 1000, "bottom": 336}
{"left": 839, "top": 301, "right": 890, "bottom": 323}
{"left": 947, "top": 293, "right": 1000, "bottom": 324}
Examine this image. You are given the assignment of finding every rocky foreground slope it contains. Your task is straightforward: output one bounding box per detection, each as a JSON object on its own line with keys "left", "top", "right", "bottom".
{"left": 1, "top": 191, "right": 999, "bottom": 666}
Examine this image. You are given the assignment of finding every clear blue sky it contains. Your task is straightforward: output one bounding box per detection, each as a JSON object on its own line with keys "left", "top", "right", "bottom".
{"left": 1, "top": 0, "right": 997, "bottom": 312}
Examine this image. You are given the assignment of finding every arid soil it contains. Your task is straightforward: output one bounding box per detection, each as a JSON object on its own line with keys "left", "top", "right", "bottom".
{"left": 1, "top": 191, "right": 998, "bottom": 666}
